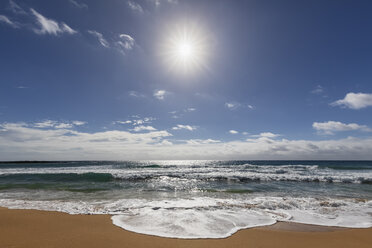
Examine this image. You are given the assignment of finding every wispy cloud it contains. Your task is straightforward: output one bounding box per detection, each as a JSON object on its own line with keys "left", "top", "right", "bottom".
{"left": 128, "top": 1, "right": 144, "bottom": 13}
{"left": 8, "top": 0, "right": 27, "bottom": 15}
{"left": 72, "top": 121, "right": 86, "bottom": 126}
{"left": 225, "top": 102, "right": 253, "bottom": 110}
{"left": 31, "top": 8, "right": 77, "bottom": 35}
{"left": 313, "top": 121, "right": 371, "bottom": 135}
{"left": 154, "top": 90, "right": 170, "bottom": 100}
{"left": 311, "top": 85, "right": 324, "bottom": 95}
{"left": 149, "top": 0, "right": 178, "bottom": 6}
{"left": 69, "top": 0, "right": 88, "bottom": 9}
{"left": 33, "top": 120, "right": 85, "bottom": 129}
{"left": 185, "top": 107, "right": 196, "bottom": 112}
{"left": 116, "top": 34, "right": 135, "bottom": 54}
{"left": 172, "top": 125, "right": 196, "bottom": 131}
{"left": 225, "top": 102, "right": 240, "bottom": 110}
{"left": 251, "top": 132, "right": 280, "bottom": 138}
{"left": 128, "top": 91, "right": 146, "bottom": 98}
{"left": 331, "top": 92, "right": 372, "bottom": 110}
{"left": 229, "top": 130, "right": 238, "bottom": 134}
{"left": 132, "top": 125, "right": 157, "bottom": 132}
{"left": 0, "top": 14, "right": 18, "bottom": 28}
{"left": 114, "top": 120, "right": 132, "bottom": 125}
{"left": 87, "top": 30, "right": 110, "bottom": 48}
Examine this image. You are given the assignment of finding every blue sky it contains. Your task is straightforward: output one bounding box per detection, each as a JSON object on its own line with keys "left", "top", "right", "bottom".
{"left": 1, "top": 0, "right": 372, "bottom": 160}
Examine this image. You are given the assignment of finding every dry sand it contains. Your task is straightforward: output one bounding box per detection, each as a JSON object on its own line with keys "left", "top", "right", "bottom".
{"left": 0, "top": 207, "right": 371, "bottom": 248}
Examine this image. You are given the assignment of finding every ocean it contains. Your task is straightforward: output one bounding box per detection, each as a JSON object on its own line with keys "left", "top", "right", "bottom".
{"left": 0, "top": 160, "right": 371, "bottom": 238}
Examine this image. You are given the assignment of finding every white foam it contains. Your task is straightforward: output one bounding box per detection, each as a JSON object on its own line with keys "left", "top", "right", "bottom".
{"left": 0, "top": 196, "right": 371, "bottom": 239}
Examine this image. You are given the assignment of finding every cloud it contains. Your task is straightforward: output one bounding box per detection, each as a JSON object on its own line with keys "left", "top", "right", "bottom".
{"left": 229, "top": 130, "right": 238, "bottom": 134}
{"left": 225, "top": 102, "right": 240, "bottom": 110}
{"left": 87, "top": 30, "right": 110, "bottom": 48}
{"left": 116, "top": 34, "right": 135, "bottom": 54}
{"left": 185, "top": 107, "right": 196, "bottom": 112}
{"left": 313, "top": 121, "right": 371, "bottom": 135}
{"left": 128, "top": 1, "right": 144, "bottom": 13}
{"left": 54, "top": 123, "right": 73, "bottom": 129}
{"left": 3, "top": 121, "right": 372, "bottom": 160}
{"left": 172, "top": 125, "right": 196, "bottom": 131}
{"left": 33, "top": 120, "right": 86, "bottom": 129}
{"left": 114, "top": 120, "right": 132, "bottom": 125}
{"left": 128, "top": 91, "right": 145, "bottom": 98}
{"left": 153, "top": 90, "right": 170, "bottom": 100}
{"left": 186, "top": 139, "right": 220, "bottom": 145}
{"left": 69, "top": 0, "right": 88, "bottom": 9}
{"left": 132, "top": 125, "right": 157, "bottom": 132}
{"left": 331, "top": 92, "right": 372, "bottom": 109}
{"left": 149, "top": 0, "right": 178, "bottom": 6}
{"left": 311, "top": 85, "right": 324, "bottom": 95}
{"left": 8, "top": 0, "right": 27, "bottom": 15}
{"left": 251, "top": 132, "right": 280, "bottom": 138}
{"left": 72, "top": 121, "right": 86, "bottom": 126}
{"left": 31, "top": 9, "right": 77, "bottom": 35}
{"left": 0, "top": 15, "right": 18, "bottom": 28}
{"left": 16, "top": 86, "right": 28, "bottom": 89}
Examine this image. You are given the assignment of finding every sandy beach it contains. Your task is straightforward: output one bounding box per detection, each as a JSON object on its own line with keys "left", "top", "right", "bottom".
{"left": 1, "top": 207, "right": 371, "bottom": 248}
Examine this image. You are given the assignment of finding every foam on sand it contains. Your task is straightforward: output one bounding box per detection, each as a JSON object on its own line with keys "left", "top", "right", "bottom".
{"left": 0, "top": 196, "right": 371, "bottom": 239}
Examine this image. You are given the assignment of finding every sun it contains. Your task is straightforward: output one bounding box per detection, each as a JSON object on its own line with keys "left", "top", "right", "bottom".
{"left": 177, "top": 42, "right": 193, "bottom": 61}
{"left": 161, "top": 23, "right": 209, "bottom": 74}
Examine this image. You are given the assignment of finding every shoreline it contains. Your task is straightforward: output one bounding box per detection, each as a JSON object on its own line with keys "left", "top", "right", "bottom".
{"left": 1, "top": 207, "right": 371, "bottom": 248}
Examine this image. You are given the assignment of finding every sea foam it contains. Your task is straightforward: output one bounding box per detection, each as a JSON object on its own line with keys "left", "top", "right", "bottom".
{"left": 0, "top": 196, "right": 371, "bottom": 239}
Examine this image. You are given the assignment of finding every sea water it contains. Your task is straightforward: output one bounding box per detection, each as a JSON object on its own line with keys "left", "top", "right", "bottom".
{"left": 0, "top": 160, "right": 371, "bottom": 238}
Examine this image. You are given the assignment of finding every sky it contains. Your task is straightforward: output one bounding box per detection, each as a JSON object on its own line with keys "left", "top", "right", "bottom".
{"left": 1, "top": 0, "right": 372, "bottom": 160}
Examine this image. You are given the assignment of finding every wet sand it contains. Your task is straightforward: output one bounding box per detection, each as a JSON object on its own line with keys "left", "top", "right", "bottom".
{"left": 0, "top": 207, "right": 371, "bottom": 248}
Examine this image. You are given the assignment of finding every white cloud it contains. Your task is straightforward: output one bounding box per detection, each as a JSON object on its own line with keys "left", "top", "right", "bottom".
{"left": 185, "top": 107, "right": 196, "bottom": 112}
{"left": 225, "top": 102, "right": 240, "bottom": 110}
{"left": 229, "top": 130, "right": 238, "bottom": 134}
{"left": 115, "top": 120, "right": 132, "bottom": 125}
{"left": 128, "top": 91, "right": 145, "bottom": 98}
{"left": 131, "top": 117, "right": 155, "bottom": 126}
{"left": 172, "top": 125, "right": 196, "bottom": 131}
{"left": 251, "top": 132, "right": 280, "bottom": 138}
{"left": 69, "top": 0, "right": 88, "bottom": 9}
{"left": 148, "top": 0, "right": 178, "bottom": 6}
{"left": 132, "top": 125, "right": 157, "bottom": 132}
{"left": 153, "top": 90, "right": 170, "bottom": 100}
{"left": 0, "top": 15, "right": 18, "bottom": 28}
{"left": 33, "top": 120, "right": 86, "bottom": 129}
{"left": 116, "top": 34, "right": 135, "bottom": 54}
{"left": 31, "top": 9, "right": 77, "bottom": 35}
{"left": 3, "top": 122, "right": 372, "bottom": 160}
{"left": 247, "top": 104, "right": 254, "bottom": 109}
{"left": 186, "top": 139, "right": 220, "bottom": 145}
{"left": 87, "top": 30, "right": 110, "bottom": 48}
{"left": 54, "top": 123, "right": 73, "bottom": 129}
{"left": 72, "top": 121, "right": 86, "bottom": 126}
{"left": 9, "top": 0, "right": 27, "bottom": 15}
{"left": 331, "top": 92, "right": 372, "bottom": 109}
{"left": 311, "top": 85, "right": 324, "bottom": 95}
{"left": 313, "top": 121, "right": 371, "bottom": 135}
{"left": 128, "top": 1, "right": 144, "bottom": 13}
{"left": 34, "top": 120, "right": 56, "bottom": 128}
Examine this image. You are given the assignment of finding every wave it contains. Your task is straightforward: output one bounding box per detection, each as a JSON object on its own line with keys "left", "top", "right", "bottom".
{"left": 0, "top": 196, "right": 371, "bottom": 238}
{"left": 1, "top": 164, "right": 371, "bottom": 184}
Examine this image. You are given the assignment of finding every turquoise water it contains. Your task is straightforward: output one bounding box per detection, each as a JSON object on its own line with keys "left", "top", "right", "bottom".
{"left": 0, "top": 160, "right": 371, "bottom": 238}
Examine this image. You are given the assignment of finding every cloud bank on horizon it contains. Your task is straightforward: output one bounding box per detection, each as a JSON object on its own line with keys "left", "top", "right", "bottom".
{"left": 1, "top": 0, "right": 372, "bottom": 160}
